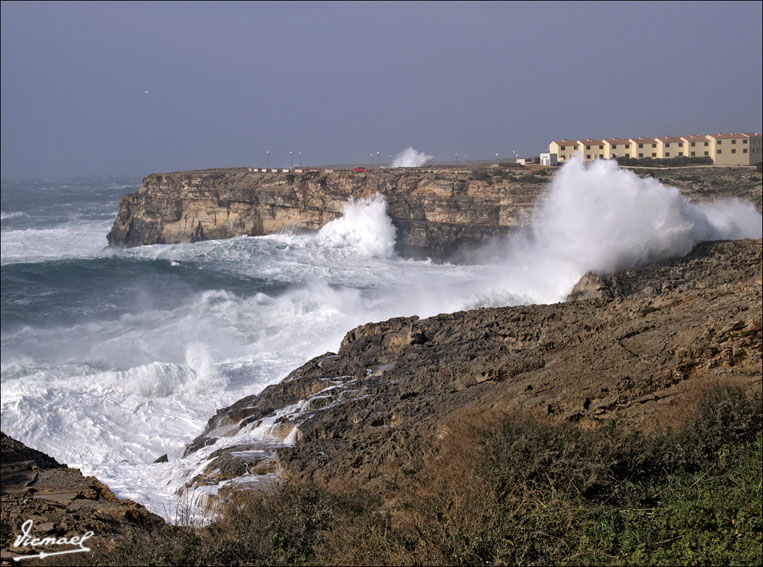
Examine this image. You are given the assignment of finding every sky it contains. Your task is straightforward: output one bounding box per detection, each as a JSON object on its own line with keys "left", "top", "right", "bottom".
{"left": 1, "top": 1, "right": 761, "bottom": 177}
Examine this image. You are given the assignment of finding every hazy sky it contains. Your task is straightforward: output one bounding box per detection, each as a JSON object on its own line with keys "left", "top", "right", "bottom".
{"left": 2, "top": 1, "right": 761, "bottom": 177}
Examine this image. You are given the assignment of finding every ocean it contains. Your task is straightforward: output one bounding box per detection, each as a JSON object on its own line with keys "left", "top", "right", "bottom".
{"left": 2, "top": 159, "right": 761, "bottom": 521}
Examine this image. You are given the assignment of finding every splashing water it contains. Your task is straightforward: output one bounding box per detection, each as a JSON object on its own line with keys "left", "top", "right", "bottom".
{"left": 391, "top": 147, "right": 433, "bottom": 168}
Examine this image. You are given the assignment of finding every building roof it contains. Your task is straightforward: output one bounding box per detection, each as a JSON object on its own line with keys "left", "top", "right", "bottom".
{"left": 629, "top": 137, "right": 657, "bottom": 143}
{"left": 580, "top": 138, "right": 605, "bottom": 145}
{"left": 707, "top": 132, "right": 748, "bottom": 139}
{"left": 743, "top": 132, "right": 761, "bottom": 137}
{"left": 656, "top": 136, "right": 684, "bottom": 143}
{"left": 552, "top": 140, "right": 581, "bottom": 146}
{"left": 606, "top": 138, "right": 631, "bottom": 144}
{"left": 681, "top": 135, "right": 709, "bottom": 142}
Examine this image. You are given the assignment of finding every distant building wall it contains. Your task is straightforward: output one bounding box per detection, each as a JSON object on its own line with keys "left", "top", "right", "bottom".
{"left": 549, "top": 141, "right": 579, "bottom": 163}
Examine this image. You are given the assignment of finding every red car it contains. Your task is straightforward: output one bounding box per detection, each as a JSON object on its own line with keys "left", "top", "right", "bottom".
{"left": 353, "top": 167, "right": 371, "bottom": 172}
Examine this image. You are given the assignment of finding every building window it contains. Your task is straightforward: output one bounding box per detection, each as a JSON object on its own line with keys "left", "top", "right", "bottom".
{"left": 586, "top": 145, "right": 591, "bottom": 150}
{"left": 561, "top": 146, "right": 565, "bottom": 150}
{"left": 652, "top": 153, "right": 656, "bottom": 157}
{"left": 586, "top": 154, "right": 591, "bottom": 159}
{"left": 652, "top": 143, "right": 657, "bottom": 148}
{"left": 691, "top": 142, "right": 696, "bottom": 147}
{"left": 717, "top": 149, "right": 722, "bottom": 154}
{"left": 665, "top": 143, "right": 670, "bottom": 147}
{"left": 704, "top": 141, "right": 709, "bottom": 146}
{"left": 665, "top": 152, "right": 670, "bottom": 157}
{"left": 718, "top": 140, "right": 722, "bottom": 144}
{"left": 743, "top": 149, "right": 748, "bottom": 153}
{"left": 679, "top": 152, "right": 683, "bottom": 156}
{"left": 639, "top": 153, "right": 643, "bottom": 158}
{"left": 691, "top": 152, "right": 695, "bottom": 156}
{"left": 599, "top": 145, "right": 603, "bottom": 149}
{"left": 731, "top": 149, "right": 736, "bottom": 154}
{"left": 743, "top": 139, "right": 748, "bottom": 144}
{"left": 704, "top": 151, "right": 709, "bottom": 156}
{"left": 731, "top": 139, "right": 736, "bottom": 144}
{"left": 599, "top": 154, "right": 603, "bottom": 158}
{"left": 638, "top": 144, "right": 643, "bottom": 148}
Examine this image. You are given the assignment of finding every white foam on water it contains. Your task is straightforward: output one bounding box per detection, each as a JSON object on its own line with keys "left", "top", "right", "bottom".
{"left": 0, "top": 220, "right": 112, "bottom": 265}
{"left": 1, "top": 211, "right": 26, "bottom": 220}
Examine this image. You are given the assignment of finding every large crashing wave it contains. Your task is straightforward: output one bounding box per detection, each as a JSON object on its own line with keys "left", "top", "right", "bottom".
{"left": 315, "top": 195, "right": 397, "bottom": 258}
{"left": 475, "top": 156, "right": 762, "bottom": 302}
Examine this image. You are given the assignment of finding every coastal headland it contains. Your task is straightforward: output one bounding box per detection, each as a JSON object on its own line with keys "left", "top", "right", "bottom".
{"left": 2, "top": 163, "right": 761, "bottom": 563}
{"left": 106, "top": 164, "right": 762, "bottom": 261}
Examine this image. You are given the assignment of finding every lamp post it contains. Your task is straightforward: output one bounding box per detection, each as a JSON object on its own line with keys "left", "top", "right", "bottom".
{"left": 290, "top": 151, "right": 293, "bottom": 168}
{"left": 266, "top": 150, "right": 270, "bottom": 168}
{"left": 299, "top": 152, "right": 302, "bottom": 166}
{"left": 376, "top": 152, "right": 380, "bottom": 165}
{"left": 496, "top": 153, "right": 500, "bottom": 165}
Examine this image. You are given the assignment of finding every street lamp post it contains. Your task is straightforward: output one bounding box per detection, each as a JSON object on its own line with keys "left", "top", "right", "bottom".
{"left": 496, "top": 153, "right": 500, "bottom": 165}
{"left": 266, "top": 150, "right": 270, "bottom": 168}
{"left": 376, "top": 152, "right": 380, "bottom": 165}
{"left": 299, "top": 152, "right": 302, "bottom": 166}
{"left": 290, "top": 151, "right": 293, "bottom": 168}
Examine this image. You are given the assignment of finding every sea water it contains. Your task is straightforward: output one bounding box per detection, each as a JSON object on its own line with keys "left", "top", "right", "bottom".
{"left": 2, "top": 158, "right": 760, "bottom": 520}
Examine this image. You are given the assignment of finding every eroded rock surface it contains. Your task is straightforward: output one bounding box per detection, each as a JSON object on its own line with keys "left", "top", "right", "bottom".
{"left": 1, "top": 433, "right": 164, "bottom": 563}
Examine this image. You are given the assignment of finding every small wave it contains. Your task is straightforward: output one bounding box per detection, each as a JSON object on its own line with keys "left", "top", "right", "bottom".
{"left": 1, "top": 211, "right": 26, "bottom": 220}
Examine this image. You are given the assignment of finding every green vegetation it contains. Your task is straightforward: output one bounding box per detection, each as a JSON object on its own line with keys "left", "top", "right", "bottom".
{"left": 76, "top": 385, "right": 762, "bottom": 566}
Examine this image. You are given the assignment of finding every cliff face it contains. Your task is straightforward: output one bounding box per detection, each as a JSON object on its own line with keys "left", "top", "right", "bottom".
{"left": 107, "top": 167, "right": 548, "bottom": 260}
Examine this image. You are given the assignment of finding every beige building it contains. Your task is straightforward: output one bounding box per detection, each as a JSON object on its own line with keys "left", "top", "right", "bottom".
{"left": 606, "top": 138, "right": 632, "bottom": 159}
{"left": 548, "top": 140, "right": 581, "bottom": 163}
{"left": 629, "top": 138, "right": 658, "bottom": 159}
{"left": 744, "top": 133, "right": 763, "bottom": 165}
{"left": 578, "top": 139, "right": 607, "bottom": 161}
{"left": 548, "top": 132, "right": 762, "bottom": 165}
{"left": 707, "top": 132, "right": 759, "bottom": 166}
{"left": 656, "top": 136, "right": 686, "bottom": 159}
{"left": 681, "top": 135, "right": 712, "bottom": 159}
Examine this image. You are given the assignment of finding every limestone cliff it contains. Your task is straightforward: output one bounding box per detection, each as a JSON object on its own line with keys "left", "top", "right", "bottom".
{"left": 107, "top": 165, "right": 762, "bottom": 261}
{"left": 107, "top": 167, "right": 548, "bottom": 260}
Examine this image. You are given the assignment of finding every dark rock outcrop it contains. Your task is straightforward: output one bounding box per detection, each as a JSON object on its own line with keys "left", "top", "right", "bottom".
{"left": 1, "top": 432, "right": 164, "bottom": 563}
{"left": 183, "top": 239, "right": 762, "bottom": 495}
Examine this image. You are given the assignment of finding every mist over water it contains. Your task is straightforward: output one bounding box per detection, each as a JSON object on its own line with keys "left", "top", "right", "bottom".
{"left": 1, "top": 159, "right": 760, "bottom": 520}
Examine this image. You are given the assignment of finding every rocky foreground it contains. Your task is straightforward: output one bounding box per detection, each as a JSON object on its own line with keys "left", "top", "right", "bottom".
{"left": 0, "top": 433, "right": 163, "bottom": 563}
{"left": 183, "top": 238, "right": 762, "bottom": 498}
{"left": 106, "top": 165, "right": 762, "bottom": 261}
{"left": 2, "top": 238, "right": 760, "bottom": 560}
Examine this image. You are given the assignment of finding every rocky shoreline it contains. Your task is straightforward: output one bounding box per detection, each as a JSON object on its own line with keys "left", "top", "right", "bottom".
{"left": 2, "top": 237, "right": 760, "bottom": 557}
{"left": 181, "top": 238, "right": 761, "bottom": 500}
{"left": 106, "top": 165, "right": 762, "bottom": 261}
